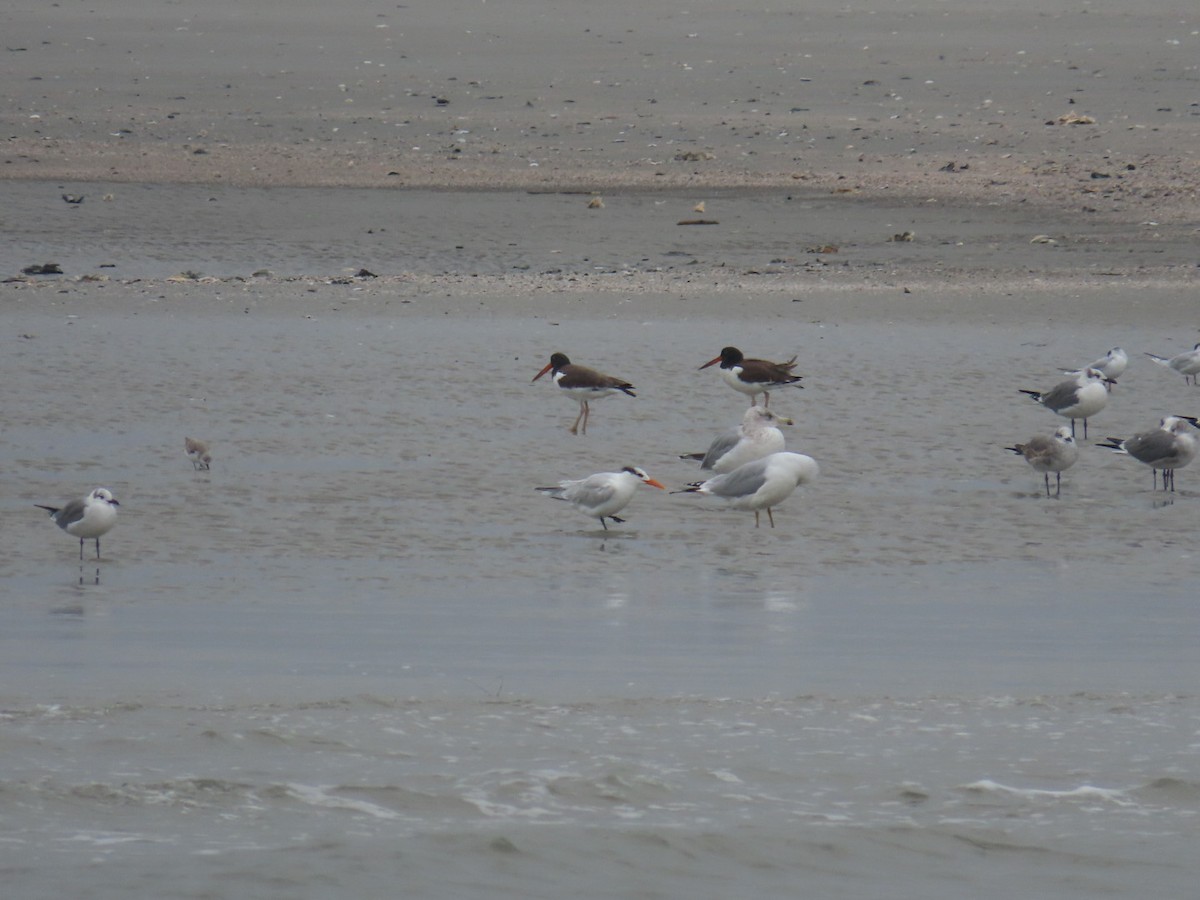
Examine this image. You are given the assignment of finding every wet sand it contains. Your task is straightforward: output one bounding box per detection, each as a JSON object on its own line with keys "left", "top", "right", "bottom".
{"left": 5, "top": 4, "right": 1200, "bottom": 899}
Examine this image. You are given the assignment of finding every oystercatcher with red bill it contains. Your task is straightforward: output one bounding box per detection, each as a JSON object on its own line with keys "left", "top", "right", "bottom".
{"left": 699, "top": 346, "right": 803, "bottom": 407}
{"left": 532, "top": 352, "right": 636, "bottom": 435}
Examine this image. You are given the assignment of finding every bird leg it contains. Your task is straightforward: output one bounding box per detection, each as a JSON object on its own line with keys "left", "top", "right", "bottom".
{"left": 78, "top": 538, "right": 85, "bottom": 560}
{"left": 1043, "top": 473, "right": 1052, "bottom": 497}
{"left": 1054, "top": 471, "right": 1062, "bottom": 498}
{"left": 753, "top": 510, "right": 761, "bottom": 528}
{"left": 609, "top": 515, "right": 626, "bottom": 524}
{"left": 766, "top": 507, "right": 776, "bottom": 528}
{"left": 570, "top": 402, "right": 585, "bottom": 435}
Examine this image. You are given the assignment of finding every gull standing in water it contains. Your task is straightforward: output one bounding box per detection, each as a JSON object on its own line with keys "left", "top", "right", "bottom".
{"left": 35, "top": 487, "right": 120, "bottom": 559}
{"left": 1096, "top": 415, "right": 1200, "bottom": 492}
{"left": 532, "top": 352, "right": 636, "bottom": 435}
{"left": 537, "top": 466, "right": 666, "bottom": 530}
{"left": 1145, "top": 344, "right": 1200, "bottom": 386}
{"left": 699, "top": 346, "right": 803, "bottom": 407}
{"left": 1019, "top": 367, "right": 1112, "bottom": 438}
{"left": 674, "top": 451, "right": 818, "bottom": 528}
{"left": 185, "top": 437, "right": 212, "bottom": 470}
{"left": 679, "top": 406, "right": 794, "bottom": 474}
{"left": 1006, "top": 426, "right": 1079, "bottom": 497}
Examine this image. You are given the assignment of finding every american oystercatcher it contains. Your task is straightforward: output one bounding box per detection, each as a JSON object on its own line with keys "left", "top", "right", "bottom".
{"left": 533, "top": 352, "right": 636, "bottom": 435}
{"left": 699, "top": 346, "right": 803, "bottom": 407}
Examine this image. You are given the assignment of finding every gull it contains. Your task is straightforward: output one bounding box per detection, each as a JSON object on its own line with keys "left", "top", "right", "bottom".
{"left": 1006, "top": 425, "right": 1078, "bottom": 497}
{"left": 1064, "top": 347, "right": 1128, "bottom": 381}
{"left": 1019, "top": 367, "right": 1112, "bottom": 438}
{"left": 35, "top": 487, "right": 120, "bottom": 559}
{"left": 532, "top": 352, "right": 636, "bottom": 435}
{"left": 537, "top": 466, "right": 666, "bottom": 530}
{"left": 1144, "top": 343, "right": 1200, "bottom": 386}
{"left": 185, "top": 437, "right": 212, "bottom": 470}
{"left": 1096, "top": 415, "right": 1200, "bottom": 492}
{"left": 679, "top": 406, "right": 794, "bottom": 474}
{"left": 699, "top": 346, "right": 803, "bottom": 407}
{"left": 673, "top": 451, "right": 819, "bottom": 528}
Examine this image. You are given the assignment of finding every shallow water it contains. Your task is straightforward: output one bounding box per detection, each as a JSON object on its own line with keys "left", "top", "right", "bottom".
{"left": 4, "top": 292, "right": 1199, "bottom": 896}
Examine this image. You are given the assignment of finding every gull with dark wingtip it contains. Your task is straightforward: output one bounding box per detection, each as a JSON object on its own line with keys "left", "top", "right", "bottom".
{"left": 1063, "top": 347, "right": 1128, "bottom": 382}
{"left": 699, "top": 346, "right": 803, "bottom": 407}
{"left": 1145, "top": 343, "right": 1200, "bottom": 386}
{"left": 537, "top": 466, "right": 666, "bottom": 530}
{"left": 673, "top": 451, "right": 818, "bottom": 529}
{"left": 1019, "top": 367, "right": 1112, "bottom": 438}
{"left": 532, "top": 352, "right": 636, "bottom": 435}
{"left": 679, "top": 406, "right": 794, "bottom": 474}
{"left": 1096, "top": 415, "right": 1200, "bottom": 492}
{"left": 1006, "top": 425, "right": 1078, "bottom": 497}
{"left": 35, "top": 487, "right": 120, "bottom": 559}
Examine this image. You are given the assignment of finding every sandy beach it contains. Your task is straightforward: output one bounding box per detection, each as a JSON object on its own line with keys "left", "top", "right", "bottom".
{"left": 3, "top": 2, "right": 1200, "bottom": 899}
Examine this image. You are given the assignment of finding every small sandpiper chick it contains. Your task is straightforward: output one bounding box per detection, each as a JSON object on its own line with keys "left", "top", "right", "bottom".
{"left": 185, "top": 437, "right": 212, "bottom": 470}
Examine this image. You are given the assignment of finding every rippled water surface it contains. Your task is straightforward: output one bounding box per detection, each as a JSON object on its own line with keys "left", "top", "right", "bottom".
{"left": 4, "top": 294, "right": 1199, "bottom": 898}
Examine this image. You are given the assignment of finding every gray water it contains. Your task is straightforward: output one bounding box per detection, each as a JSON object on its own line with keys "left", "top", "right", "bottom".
{"left": 4, "top": 206, "right": 1200, "bottom": 896}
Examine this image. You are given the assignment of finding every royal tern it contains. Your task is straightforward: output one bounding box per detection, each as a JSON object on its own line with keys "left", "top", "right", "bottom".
{"left": 533, "top": 352, "right": 636, "bottom": 435}
{"left": 674, "top": 451, "right": 818, "bottom": 528}
{"left": 699, "top": 346, "right": 803, "bottom": 407}
{"left": 1006, "top": 425, "right": 1078, "bottom": 497}
{"left": 1019, "top": 367, "right": 1112, "bottom": 438}
{"left": 537, "top": 465, "right": 665, "bottom": 530}
{"left": 1096, "top": 415, "right": 1200, "bottom": 492}
{"left": 679, "top": 406, "right": 794, "bottom": 474}
{"left": 35, "top": 487, "right": 120, "bottom": 559}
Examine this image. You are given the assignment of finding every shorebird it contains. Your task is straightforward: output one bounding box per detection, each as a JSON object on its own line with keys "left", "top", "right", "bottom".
{"left": 679, "top": 406, "right": 794, "bottom": 474}
{"left": 1019, "top": 367, "right": 1112, "bottom": 438}
{"left": 1096, "top": 415, "right": 1200, "bottom": 492}
{"left": 536, "top": 466, "right": 666, "bottom": 530}
{"left": 35, "top": 487, "right": 120, "bottom": 559}
{"left": 185, "top": 437, "right": 212, "bottom": 470}
{"left": 699, "top": 346, "right": 803, "bottom": 407}
{"left": 1145, "top": 344, "right": 1200, "bottom": 386}
{"left": 1006, "top": 425, "right": 1079, "bottom": 497}
{"left": 674, "top": 451, "right": 819, "bottom": 528}
{"left": 532, "top": 352, "right": 636, "bottom": 435}
{"left": 1064, "top": 347, "right": 1128, "bottom": 382}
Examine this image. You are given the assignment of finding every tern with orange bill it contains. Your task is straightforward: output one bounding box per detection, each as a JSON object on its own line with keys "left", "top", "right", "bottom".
{"left": 537, "top": 466, "right": 666, "bottom": 530}
{"left": 532, "top": 352, "right": 636, "bottom": 435}
{"left": 699, "top": 346, "right": 803, "bottom": 407}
